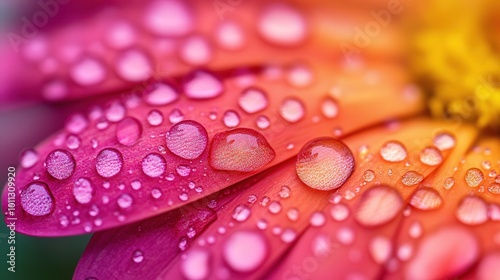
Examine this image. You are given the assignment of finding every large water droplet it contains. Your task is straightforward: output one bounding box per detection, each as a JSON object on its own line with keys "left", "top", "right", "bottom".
{"left": 20, "top": 149, "right": 39, "bottom": 168}
{"left": 70, "top": 57, "right": 106, "bottom": 86}
{"left": 183, "top": 70, "right": 223, "bottom": 99}
{"left": 73, "top": 178, "right": 94, "bottom": 204}
{"left": 420, "top": 146, "right": 443, "bottom": 166}
{"left": 45, "top": 149, "right": 75, "bottom": 180}
{"left": 238, "top": 87, "right": 268, "bottom": 114}
{"left": 355, "top": 185, "right": 403, "bottom": 227}
{"left": 166, "top": 120, "right": 208, "bottom": 160}
{"left": 456, "top": 196, "right": 488, "bottom": 225}
{"left": 223, "top": 110, "right": 240, "bottom": 128}
{"left": 296, "top": 137, "right": 354, "bottom": 191}
{"left": 144, "top": 0, "right": 193, "bottom": 36}
{"left": 143, "top": 82, "right": 179, "bottom": 106}
{"left": 142, "top": 153, "right": 166, "bottom": 178}
{"left": 380, "top": 141, "right": 407, "bottom": 162}
{"left": 465, "top": 168, "right": 484, "bottom": 187}
{"left": 181, "top": 249, "right": 210, "bottom": 280}
{"left": 223, "top": 231, "right": 268, "bottom": 272}
{"left": 116, "top": 117, "right": 142, "bottom": 146}
{"left": 95, "top": 148, "right": 123, "bottom": 178}
{"left": 410, "top": 188, "right": 443, "bottom": 210}
{"left": 115, "top": 49, "right": 152, "bottom": 82}
{"left": 279, "top": 98, "right": 305, "bottom": 123}
{"left": 433, "top": 132, "right": 456, "bottom": 151}
{"left": 210, "top": 128, "right": 275, "bottom": 172}
{"left": 401, "top": 171, "right": 424, "bottom": 186}
{"left": 258, "top": 3, "right": 308, "bottom": 46}
{"left": 20, "top": 182, "right": 55, "bottom": 216}
{"left": 232, "top": 204, "right": 251, "bottom": 222}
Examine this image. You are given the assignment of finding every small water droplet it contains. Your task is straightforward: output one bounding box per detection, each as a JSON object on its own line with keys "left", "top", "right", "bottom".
{"left": 238, "top": 87, "right": 268, "bottom": 114}
{"left": 420, "top": 146, "right": 443, "bottom": 166}
{"left": 179, "top": 192, "right": 189, "bottom": 201}
{"left": 95, "top": 148, "right": 123, "bottom": 178}
{"left": 116, "top": 117, "right": 142, "bottom": 146}
{"left": 141, "top": 153, "right": 166, "bottom": 178}
{"left": 336, "top": 227, "right": 355, "bottom": 245}
{"left": 279, "top": 98, "right": 305, "bottom": 123}
{"left": 216, "top": 20, "right": 245, "bottom": 50}
{"left": 132, "top": 250, "right": 144, "bottom": 263}
{"left": 144, "top": 0, "right": 193, "bottom": 36}
{"left": 66, "top": 134, "right": 81, "bottom": 150}
{"left": 296, "top": 137, "right": 354, "bottom": 191}
{"left": 181, "top": 249, "right": 210, "bottom": 280}
{"left": 167, "top": 120, "right": 208, "bottom": 160}
{"left": 147, "top": 110, "right": 164, "bottom": 126}
{"left": 45, "top": 149, "right": 75, "bottom": 180}
{"left": 105, "top": 101, "right": 126, "bottom": 123}
{"left": 321, "top": 97, "right": 339, "bottom": 119}
{"left": 310, "top": 212, "right": 326, "bottom": 227}
{"left": 73, "top": 178, "right": 94, "bottom": 204}
{"left": 183, "top": 69, "right": 223, "bottom": 99}
{"left": 465, "top": 168, "right": 484, "bottom": 187}
{"left": 115, "top": 49, "right": 152, "bottom": 82}
{"left": 70, "top": 57, "right": 106, "bottom": 86}
{"left": 248, "top": 195, "right": 257, "bottom": 204}
{"left": 258, "top": 3, "right": 308, "bottom": 46}
{"left": 355, "top": 185, "right": 403, "bottom": 227}
{"left": 401, "top": 171, "right": 424, "bottom": 186}
{"left": 209, "top": 128, "right": 275, "bottom": 172}
{"left": 456, "top": 196, "right": 488, "bottom": 225}
{"left": 444, "top": 177, "right": 456, "bottom": 189}
{"left": 281, "top": 228, "right": 297, "bottom": 243}
{"left": 169, "top": 108, "right": 185, "bottom": 124}
{"left": 117, "top": 194, "right": 133, "bottom": 209}
{"left": 363, "top": 170, "right": 375, "bottom": 182}
{"left": 330, "top": 203, "right": 350, "bottom": 222}
{"left": 176, "top": 165, "right": 191, "bottom": 177}
{"left": 223, "top": 110, "right": 240, "bottom": 128}
{"left": 20, "top": 149, "right": 39, "bottom": 168}
{"left": 223, "top": 231, "right": 268, "bottom": 272}
{"left": 433, "top": 132, "right": 456, "bottom": 151}
{"left": 20, "top": 182, "right": 55, "bottom": 216}
{"left": 409, "top": 220, "right": 422, "bottom": 239}
{"left": 180, "top": 35, "right": 212, "bottom": 65}
{"left": 232, "top": 204, "right": 251, "bottom": 222}
{"left": 410, "top": 188, "right": 443, "bottom": 210}
{"left": 287, "top": 208, "right": 299, "bottom": 221}
{"left": 268, "top": 201, "right": 282, "bottom": 214}
{"left": 65, "top": 114, "right": 88, "bottom": 134}
{"left": 380, "top": 141, "right": 407, "bottom": 162}
{"left": 488, "top": 184, "right": 500, "bottom": 195}
{"left": 286, "top": 64, "right": 313, "bottom": 87}
{"left": 143, "top": 82, "right": 179, "bottom": 106}
{"left": 279, "top": 186, "right": 291, "bottom": 198}
{"left": 369, "top": 236, "right": 392, "bottom": 264}
{"left": 255, "top": 115, "right": 270, "bottom": 129}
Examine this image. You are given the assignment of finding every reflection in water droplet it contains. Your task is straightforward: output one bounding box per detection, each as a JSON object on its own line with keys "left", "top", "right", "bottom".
{"left": 433, "top": 132, "right": 456, "bottom": 151}
{"left": 166, "top": 120, "right": 208, "bottom": 160}
{"left": 401, "top": 171, "right": 424, "bottom": 186}
{"left": 280, "top": 98, "right": 305, "bottom": 123}
{"left": 183, "top": 70, "right": 223, "bottom": 99}
{"left": 410, "top": 188, "right": 443, "bottom": 210}
{"left": 223, "top": 231, "right": 268, "bottom": 272}
{"left": 20, "top": 182, "right": 55, "bottom": 216}
{"left": 465, "top": 168, "right": 484, "bottom": 187}
{"left": 420, "top": 146, "right": 443, "bottom": 166}
{"left": 96, "top": 148, "right": 123, "bottom": 178}
{"left": 46, "top": 149, "right": 75, "bottom": 180}
{"left": 380, "top": 141, "right": 407, "bottom": 162}
{"left": 142, "top": 153, "right": 166, "bottom": 178}
{"left": 223, "top": 110, "right": 240, "bottom": 128}
{"left": 238, "top": 87, "right": 268, "bottom": 114}
{"left": 355, "top": 185, "right": 403, "bottom": 227}
{"left": 258, "top": 3, "right": 308, "bottom": 46}
{"left": 456, "top": 196, "right": 488, "bottom": 225}
{"left": 73, "top": 178, "right": 93, "bottom": 204}
{"left": 116, "top": 117, "right": 142, "bottom": 146}
{"left": 296, "top": 137, "right": 354, "bottom": 191}
{"left": 210, "top": 128, "right": 275, "bottom": 172}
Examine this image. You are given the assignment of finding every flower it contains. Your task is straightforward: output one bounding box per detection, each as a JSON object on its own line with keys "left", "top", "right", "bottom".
{"left": 1, "top": 0, "right": 500, "bottom": 280}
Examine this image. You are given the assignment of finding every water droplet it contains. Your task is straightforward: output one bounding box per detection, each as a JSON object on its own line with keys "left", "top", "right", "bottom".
{"left": 20, "top": 182, "right": 54, "bottom": 216}
{"left": 147, "top": 110, "right": 164, "bottom": 126}
{"left": 65, "top": 114, "right": 88, "bottom": 134}
{"left": 380, "top": 141, "right": 407, "bottom": 162}
{"left": 166, "top": 109, "right": 184, "bottom": 124}
{"left": 409, "top": 220, "right": 422, "bottom": 238}
{"left": 209, "top": 128, "right": 275, "bottom": 172}
{"left": 401, "top": 171, "right": 424, "bottom": 186}
{"left": 238, "top": 87, "right": 268, "bottom": 114}
{"left": 105, "top": 101, "right": 126, "bottom": 123}
{"left": 279, "top": 185, "right": 291, "bottom": 198}
{"left": 260, "top": 196, "right": 270, "bottom": 206}
{"left": 286, "top": 64, "right": 313, "bottom": 87}
{"left": 66, "top": 134, "right": 81, "bottom": 150}
{"left": 287, "top": 208, "right": 299, "bottom": 221}
{"left": 420, "top": 146, "right": 443, "bottom": 166}
{"left": 456, "top": 196, "right": 488, "bottom": 225}
{"left": 144, "top": 0, "right": 193, "bottom": 36}
{"left": 117, "top": 194, "right": 133, "bottom": 209}
{"left": 183, "top": 69, "right": 223, "bottom": 99}
{"left": 20, "top": 149, "right": 39, "bottom": 168}
{"left": 258, "top": 3, "right": 308, "bottom": 46}
{"left": 476, "top": 252, "right": 500, "bottom": 280}
{"left": 176, "top": 165, "right": 191, "bottom": 177}
{"left": 444, "top": 177, "right": 455, "bottom": 189}
{"left": 255, "top": 115, "right": 270, "bottom": 129}
{"left": 166, "top": 120, "right": 208, "bottom": 160}
{"left": 179, "top": 192, "right": 189, "bottom": 201}
{"left": 363, "top": 170, "right": 375, "bottom": 182}
{"left": 45, "top": 149, "right": 75, "bottom": 180}
{"left": 369, "top": 236, "right": 392, "bottom": 264}
{"left": 310, "top": 211, "right": 326, "bottom": 227}
{"left": 223, "top": 110, "right": 240, "bottom": 128}
{"left": 433, "top": 132, "right": 456, "bottom": 151}
{"left": 268, "top": 201, "right": 282, "bottom": 214}
{"left": 410, "top": 188, "right": 443, "bottom": 210}
{"left": 132, "top": 250, "right": 144, "bottom": 263}
{"left": 232, "top": 204, "right": 251, "bottom": 222}
{"left": 223, "top": 231, "right": 268, "bottom": 272}
{"left": 70, "top": 57, "right": 106, "bottom": 86}
{"left": 248, "top": 195, "right": 257, "bottom": 204}
{"left": 106, "top": 21, "right": 136, "bottom": 49}
{"left": 321, "top": 97, "right": 339, "bottom": 119}
{"left": 116, "top": 117, "right": 142, "bottom": 146}
{"left": 142, "top": 153, "right": 166, "bottom": 178}
{"left": 296, "top": 137, "right": 355, "bottom": 191}
{"left": 115, "top": 49, "right": 152, "bottom": 82}
{"left": 180, "top": 35, "right": 212, "bottom": 65}
{"left": 488, "top": 184, "right": 500, "bottom": 194}
{"left": 216, "top": 20, "right": 245, "bottom": 50}
{"left": 95, "top": 148, "right": 123, "bottom": 178}
{"left": 181, "top": 249, "right": 210, "bottom": 280}
{"left": 281, "top": 228, "right": 297, "bottom": 243}
{"left": 336, "top": 227, "right": 355, "bottom": 245}
{"left": 73, "top": 178, "right": 93, "bottom": 204}
{"left": 330, "top": 203, "right": 350, "bottom": 222}
{"left": 465, "top": 168, "right": 484, "bottom": 187}
{"left": 355, "top": 185, "right": 403, "bottom": 227}
{"left": 143, "top": 82, "right": 179, "bottom": 106}
{"left": 279, "top": 98, "right": 305, "bottom": 123}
